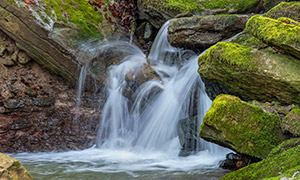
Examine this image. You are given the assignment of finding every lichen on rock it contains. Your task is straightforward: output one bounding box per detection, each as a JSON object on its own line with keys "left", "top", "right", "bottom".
{"left": 199, "top": 94, "right": 284, "bottom": 159}
{"left": 282, "top": 108, "right": 300, "bottom": 137}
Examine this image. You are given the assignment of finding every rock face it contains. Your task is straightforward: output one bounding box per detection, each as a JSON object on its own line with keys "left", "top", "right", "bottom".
{"left": 0, "top": 0, "right": 111, "bottom": 85}
{"left": 246, "top": 15, "right": 300, "bottom": 60}
{"left": 220, "top": 138, "right": 300, "bottom": 180}
{"left": 168, "top": 14, "right": 251, "bottom": 49}
{"left": 138, "top": 0, "right": 265, "bottom": 29}
{"left": 0, "top": 153, "right": 33, "bottom": 180}
{"left": 199, "top": 94, "right": 284, "bottom": 159}
{"left": 198, "top": 42, "right": 300, "bottom": 104}
{"left": 282, "top": 108, "right": 300, "bottom": 137}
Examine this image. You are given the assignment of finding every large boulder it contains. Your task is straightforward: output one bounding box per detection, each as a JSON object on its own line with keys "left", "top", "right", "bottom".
{"left": 282, "top": 108, "right": 300, "bottom": 137}
{"left": 199, "top": 94, "right": 284, "bottom": 159}
{"left": 198, "top": 42, "right": 300, "bottom": 104}
{"left": 220, "top": 138, "right": 300, "bottom": 180}
{"left": 246, "top": 15, "right": 300, "bottom": 60}
{"left": 0, "top": 153, "right": 33, "bottom": 180}
{"left": 138, "top": 0, "right": 264, "bottom": 29}
{"left": 168, "top": 14, "right": 251, "bottom": 49}
{"left": 0, "top": 0, "right": 112, "bottom": 85}
{"left": 264, "top": 1, "right": 300, "bottom": 21}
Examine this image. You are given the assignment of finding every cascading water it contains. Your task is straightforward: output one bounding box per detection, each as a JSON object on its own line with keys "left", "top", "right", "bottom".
{"left": 12, "top": 22, "right": 230, "bottom": 180}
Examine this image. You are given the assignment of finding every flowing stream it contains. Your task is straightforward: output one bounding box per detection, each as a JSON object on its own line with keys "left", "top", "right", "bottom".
{"left": 13, "top": 22, "right": 230, "bottom": 180}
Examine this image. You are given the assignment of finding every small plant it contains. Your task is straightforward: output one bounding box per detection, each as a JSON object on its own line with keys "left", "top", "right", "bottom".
{"left": 88, "top": 0, "right": 137, "bottom": 33}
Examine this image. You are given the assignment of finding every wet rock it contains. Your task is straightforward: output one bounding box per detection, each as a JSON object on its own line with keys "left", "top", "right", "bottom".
{"left": 0, "top": 153, "right": 33, "bottom": 180}
{"left": 219, "top": 153, "right": 254, "bottom": 170}
{"left": 221, "top": 139, "right": 300, "bottom": 180}
{"left": 143, "top": 22, "right": 153, "bottom": 40}
{"left": 168, "top": 14, "right": 251, "bottom": 49}
{"left": 282, "top": 108, "right": 300, "bottom": 137}
{"left": 177, "top": 116, "right": 202, "bottom": 156}
{"left": 199, "top": 94, "right": 284, "bottom": 159}
{"left": 198, "top": 42, "right": 300, "bottom": 104}
{"left": 246, "top": 15, "right": 300, "bottom": 60}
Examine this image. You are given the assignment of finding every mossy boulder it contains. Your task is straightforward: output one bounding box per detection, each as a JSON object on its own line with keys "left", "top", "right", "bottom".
{"left": 0, "top": 153, "right": 33, "bottom": 180}
{"left": 199, "top": 94, "right": 284, "bottom": 159}
{"left": 264, "top": 1, "right": 300, "bottom": 22}
{"left": 220, "top": 139, "right": 300, "bottom": 180}
{"left": 198, "top": 42, "right": 300, "bottom": 104}
{"left": 168, "top": 14, "right": 251, "bottom": 49}
{"left": 282, "top": 108, "right": 300, "bottom": 137}
{"left": 138, "top": 0, "right": 263, "bottom": 29}
{"left": 246, "top": 15, "right": 300, "bottom": 60}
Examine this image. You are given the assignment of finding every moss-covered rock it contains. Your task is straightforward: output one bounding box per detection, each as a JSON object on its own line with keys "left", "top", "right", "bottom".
{"left": 198, "top": 42, "right": 300, "bottom": 104}
{"left": 246, "top": 15, "right": 300, "bottom": 59}
{"left": 138, "top": 0, "right": 263, "bottom": 28}
{"left": 168, "top": 14, "right": 251, "bottom": 49}
{"left": 231, "top": 32, "right": 268, "bottom": 49}
{"left": 282, "top": 108, "right": 300, "bottom": 137}
{"left": 199, "top": 94, "right": 284, "bottom": 159}
{"left": 220, "top": 139, "right": 300, "bottom": 180}
{"left": 263, "top": 0, "right": 286, "bottom": 11}
{"left": 264, "top": 1, "right": 300, "bottom": 22}
{"left": 0, "top": 153, "right": 33, "bottom": 180}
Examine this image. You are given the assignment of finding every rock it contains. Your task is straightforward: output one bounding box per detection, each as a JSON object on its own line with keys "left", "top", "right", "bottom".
{"left": 138, "top": 0, "right": 263, "bottom": 29}
{"left": 219, "top": 152, "right": 253, "bottom": 170}
{"left": 4, "top": 99, "right": 24, "bottom": 109}
{"left": 282, "top": 108, "right": 300, "bottom": 136}
{"left": 199, "top": 94, "right": 284, "bottom": 159}
{"left": 198, "top": 42, "right": 300, "bottom": 104}
{"left": 144, "top": 22, "right": 153, "bottom": 40}
{"left": 263, "top": 0, "right": 287, "bottom": 11}
{"left": 3, "top": 57, "right": 16, "bottom": 67}
{"left": 17, "top": 51, "right": 31, "bottom": 65}
{"left": 0, "top": 0, "right": 112, "bottom": 85}
{"left": 168, "top": 14, "right": 251, "bottom": 49}
{"left": 264, "top": 1, "right": 300, "bottom": 22}
{"left": 0, "top": 153, "right": 33, "bottom": 180}
{"left": 30, "top": 97, "right": 54, "bottom": 107}
{"left": 177, "top": 116, "right": 202, "bottom": 156}
{"left": 220, "top": 139, "right": 300, "bottom": 180}
{"left": 246, "top": 15, "right": 300, "bottom": 60}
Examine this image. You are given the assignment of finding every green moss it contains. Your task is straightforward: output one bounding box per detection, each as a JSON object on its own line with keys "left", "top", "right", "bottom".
{"left": 200, "top": 94, "right": 283, "bottom": 159}
{"left": 220, "top": 143, "right": 300, "bottom": 180}
{"left": 231, "top": 32, "right": 268, "bottom": 49}
{"left": 277, "top": 17, "right": 300, "bottom": 26}
{"left": 246, "top": 15, "right": 300, "bottom": 59}
{"left": 282, "top": 108, "right": 300, "bottom": 136}
{"left": 43, "top": 0, "right": 104, "bottom": 39}
{"left": 264, "top": 2, "right": 300, "bottom": 22}
{"left": 199, "top": 42, "right": 257, "bottom": 71}
{"left": 268, "top": 138, "right": 300, "bottom": 157}
{"left": 142, "top": 0, "right": 260, "bottom": 13}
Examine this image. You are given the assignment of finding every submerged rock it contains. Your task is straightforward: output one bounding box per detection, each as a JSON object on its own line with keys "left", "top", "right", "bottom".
{"left": 199, "top": 94, "right": 284, "bottom": 159}
{"left": 198, "top": 42, "right": 300, "bottom": 104}
{"left": 220, "top": 138, "right": 300, "bottom": 180}
{"left": 282, "top": 108, "right": 300, "bottom": 137}
{"left": 246, "top": 15, "right": 300, "bottom": 60}
{"left": 0, "top": 153, "right": 33, "bottom": 180}
{"left": 168, "top": 14, "right": 251, "bottom": 49}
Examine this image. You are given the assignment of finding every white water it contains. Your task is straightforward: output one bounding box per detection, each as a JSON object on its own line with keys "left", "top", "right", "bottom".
{"left": 13, "top": 22, "right": 230, "bottom": 179}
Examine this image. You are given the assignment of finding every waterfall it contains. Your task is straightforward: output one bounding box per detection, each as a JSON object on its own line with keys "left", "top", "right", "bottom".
{"left": 95, "top": 21, "right": 222, "bottom": 155}
{"left": 13, "top": 21, "right": 230, "bottom": 179}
